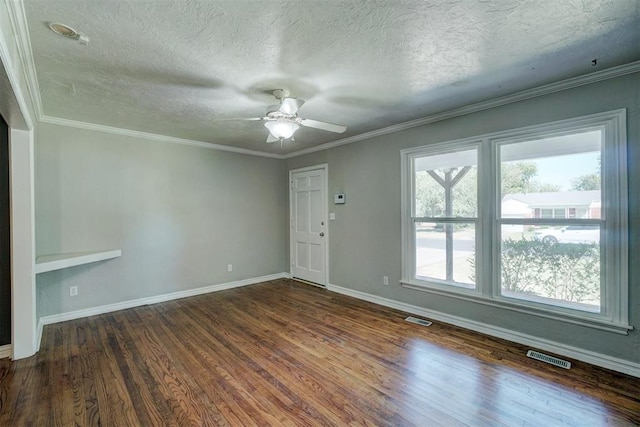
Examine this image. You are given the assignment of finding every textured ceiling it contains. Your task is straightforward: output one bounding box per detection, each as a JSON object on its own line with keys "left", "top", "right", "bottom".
{"left": 22, "top": 0, "right": 640, "bottom": 155}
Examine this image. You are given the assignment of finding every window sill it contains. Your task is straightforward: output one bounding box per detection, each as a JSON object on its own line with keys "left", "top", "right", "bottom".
{"left": 400, "top": 279, "right": 632, "bottom": 335}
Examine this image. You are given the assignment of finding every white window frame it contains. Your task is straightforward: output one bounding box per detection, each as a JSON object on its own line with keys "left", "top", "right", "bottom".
{"left": 406, "top": 141, "right": 482, "bottom": 293}
{"left": 400, "top": 110, "right": 630, "bottom": 334}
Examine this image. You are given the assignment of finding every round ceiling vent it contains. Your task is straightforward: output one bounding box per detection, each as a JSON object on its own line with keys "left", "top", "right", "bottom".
{"left": 48, "top": 23, "right": 79, "bottom": 39}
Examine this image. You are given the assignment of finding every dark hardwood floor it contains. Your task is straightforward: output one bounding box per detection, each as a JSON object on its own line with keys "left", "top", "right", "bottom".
{"left": 1, "top": 278, "right": 639, "bottom": 426}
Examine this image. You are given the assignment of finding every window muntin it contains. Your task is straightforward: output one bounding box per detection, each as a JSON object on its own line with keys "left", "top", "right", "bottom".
{"left": 401, "top": 110, "right": 628, "bottom": 331}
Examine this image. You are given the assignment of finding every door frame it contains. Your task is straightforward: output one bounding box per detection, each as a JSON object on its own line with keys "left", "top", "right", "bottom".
{"left": 289, "top": 164, "right": 329, "bottom": 287}
{"left": 0, "top": 28, "right": 37, "bottom": 359}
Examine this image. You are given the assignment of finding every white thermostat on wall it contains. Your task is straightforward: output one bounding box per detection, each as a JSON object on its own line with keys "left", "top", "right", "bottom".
{"left": 334, "top": 193, "right": 346, "bottom": 204}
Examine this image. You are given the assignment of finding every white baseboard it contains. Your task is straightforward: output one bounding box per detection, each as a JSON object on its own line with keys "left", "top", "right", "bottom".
{"left": 327, "top": 283, "right": 640, "bottom": 378}
{"left": 0, "top": 344, "right": 12, "bottom": 359}
{"left": 37, "top": 272, "right": 288, "bottom": 350}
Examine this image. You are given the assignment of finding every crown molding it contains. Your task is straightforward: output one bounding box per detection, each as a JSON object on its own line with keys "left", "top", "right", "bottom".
{"left": 283, "top": 60, "right": 640, "bottom": 159}
{"left": 7, "top": 0, "right": 639, "bottom": 160}
{"left": 0, "top": 29, "right": 32, "bottom": 129}
{"left": 33, "top": 60, "right": 640, "bottom": 160}
{"left": 6, "top": 0, "right": 283, "bottom": 159}
{"left": 4, "top": 0, "right": 43, "bottom": 120}
{"left": 0, "top": 0, "right": 34, "bottom": 128}
{"left": 39, "top": 115, "right": 284, "bottom": 159}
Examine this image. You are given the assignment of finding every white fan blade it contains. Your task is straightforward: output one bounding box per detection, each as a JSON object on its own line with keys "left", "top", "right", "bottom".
{"left": 210, "top": 117, "right": 265, "bottom": 122}
{"left": 279, "top": 98, "right": 305, "bottom": 115}
{"left": 266, "top": 133, "right": 279, "bottom": 143}
{"left": 300, "top": 119, "right": 346, "bottom": 133}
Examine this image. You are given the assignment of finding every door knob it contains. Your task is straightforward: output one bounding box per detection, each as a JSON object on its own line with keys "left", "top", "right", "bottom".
{"left": 320, "top": 232, "right": 325, "bottom": 237}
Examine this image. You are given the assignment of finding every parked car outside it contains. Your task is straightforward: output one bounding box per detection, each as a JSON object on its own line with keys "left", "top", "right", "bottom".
{"left": 534, "top": 225, "right": 600, "bottom": 244}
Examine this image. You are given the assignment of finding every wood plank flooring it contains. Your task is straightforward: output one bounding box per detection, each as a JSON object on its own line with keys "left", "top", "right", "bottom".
{"left": 1, "top": 278, "right": 639, "bottom": 426}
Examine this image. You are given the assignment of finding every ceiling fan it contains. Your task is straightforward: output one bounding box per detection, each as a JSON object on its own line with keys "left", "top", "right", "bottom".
{"left": 243, "top": 89, "right": 347, "bottom": 145}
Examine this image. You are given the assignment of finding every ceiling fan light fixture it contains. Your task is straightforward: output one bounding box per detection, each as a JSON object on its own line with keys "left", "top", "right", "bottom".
{"left": 265, "top": 119, "right": 299, "bottom": 139}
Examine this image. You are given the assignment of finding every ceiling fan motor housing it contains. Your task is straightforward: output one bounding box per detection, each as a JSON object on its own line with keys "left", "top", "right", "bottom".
{"left": 272, "top": 89, "right": 290, "bottom": 100}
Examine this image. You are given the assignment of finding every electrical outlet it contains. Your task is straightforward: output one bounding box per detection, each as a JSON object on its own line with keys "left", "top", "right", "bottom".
{"left": 69, "top": 286, "right": 78, "bottom": 296}
{"left": 383, "top": 276, "right": 389, "bottom": 286}
{"left": 227, "top": 264, "right": 233, "bottom": 272}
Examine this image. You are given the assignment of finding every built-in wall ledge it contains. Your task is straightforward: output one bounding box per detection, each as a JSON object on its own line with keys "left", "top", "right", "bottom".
{"left": 35, "top": 250, "right": 122, "bottom": 274}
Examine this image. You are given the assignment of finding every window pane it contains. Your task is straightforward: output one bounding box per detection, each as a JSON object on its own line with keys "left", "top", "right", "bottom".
{"left": 415, "top": 171, "right": 444, "bottom": 217}
{"left": 500, "top": 130, "right": 601, "bottom": 220}
{"left": 414, "top": 150, "right": 477, "bottom": 217}
{"left": 415, "top": 222, "right": 475, "bottom": 288}
{"left": 403, "top": 111, "right": 626, "bottom": 329}
{"left": 452, "top": 168, "right": 477, "bottom": 217}
{"left": 500, "top": 224, "right": 601, "bottom": 312}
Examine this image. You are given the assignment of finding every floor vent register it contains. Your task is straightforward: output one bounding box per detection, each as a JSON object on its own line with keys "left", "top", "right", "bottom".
{"left": 405, "top": 316, "right": 433, "bottom": 327}
{"left": 526, "top": 350, "right": 571, "bottom": 369}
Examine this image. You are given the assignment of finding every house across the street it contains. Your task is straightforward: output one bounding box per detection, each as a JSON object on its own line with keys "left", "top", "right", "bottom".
{"left": 502, "top": 190, "right": 601, "bottom": 233}
{"left": 502, "top": 190, "right": 601, "bottom": 220}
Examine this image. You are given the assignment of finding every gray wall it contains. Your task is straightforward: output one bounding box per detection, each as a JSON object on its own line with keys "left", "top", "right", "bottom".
{"left": 285, "top": 72, "right": 640, "bottom": 363}
{"left": 35, "top": 123, "right": 287, "bottom": 318}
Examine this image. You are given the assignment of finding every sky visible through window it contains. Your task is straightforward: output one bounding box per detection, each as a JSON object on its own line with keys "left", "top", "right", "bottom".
{"left": 533, "top": 152, "right": 600, "bottom": 191}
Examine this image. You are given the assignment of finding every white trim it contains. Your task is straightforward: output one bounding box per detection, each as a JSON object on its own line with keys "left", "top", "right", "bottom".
{"left": 400, "top": 139, "right": 483, "bottom": 294}
{"left": 39, "top": 116, "right": 283, "bottom": 159}
{"left": 37, "top": 61, "right": 640, "bottom": 160}
{"left": 399, "top": 281, "right": 631, "bottom": 334}
{"left": 0, "top": 1, "right": 33, "bottom": 129}
{"left": 36, "top": 318, "right": 42, "bottom": 352}
{"left": 4, "top": 0, "right": 42, "bottom": 121}
{"left": 606, "top": 110, "right": 628, "bottom": 327}
{"left": 0, "top": 344, "right": 11, "bottom": 359}
{"left": 288, "top": 164, "right": 330, "bottom": 174}
{"left": 5, "top": 0, "right": 639, "bottom": 161}
{"left": 400, "top": 110, "right": 630, "bottom": 332}
{"left": 9, "top": 128, "right": 36, "bottom": 360}
{"left": 327, "top": 283, "right": 640, "bottom": 378}
{"left": 288, "top": 164, "right": 329, "bottom": 287}
{"left": 37, "top": 272, "right": 289, "bottom": 350}
{"left": 284, "top": 62, "right": 640, "bottom": 158}
{"left": 490, "top": 110, "right": 628, "bottom": 327}
{"left": 35, "top": 249, "right": 121, "bottom": 274}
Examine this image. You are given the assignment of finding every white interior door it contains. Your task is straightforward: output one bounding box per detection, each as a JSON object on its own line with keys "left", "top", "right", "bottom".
{"left": 290, "top": 166, "right": 327, "bottom": 286}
